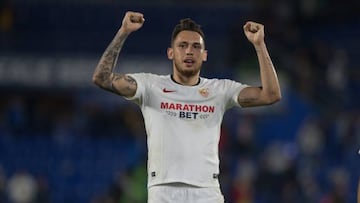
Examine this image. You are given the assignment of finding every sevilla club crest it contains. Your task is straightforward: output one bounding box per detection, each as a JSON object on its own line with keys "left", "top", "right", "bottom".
{"left": 199, "top": 88, "right": 209, "bottom": 98}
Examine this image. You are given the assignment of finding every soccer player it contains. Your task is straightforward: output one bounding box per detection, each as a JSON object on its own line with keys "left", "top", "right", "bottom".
{"left": 93, "top": 11, "right": 281, "bottom": 203}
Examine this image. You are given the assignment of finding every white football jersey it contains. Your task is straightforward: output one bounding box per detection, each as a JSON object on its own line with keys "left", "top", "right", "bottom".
{"left": 126, "top": 73, "right": 248, "bottom": 187}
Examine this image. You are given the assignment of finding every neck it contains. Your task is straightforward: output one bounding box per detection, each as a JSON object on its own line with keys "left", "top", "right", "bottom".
{"left": 172, "top": 73, "right": 200, "bottom": 86}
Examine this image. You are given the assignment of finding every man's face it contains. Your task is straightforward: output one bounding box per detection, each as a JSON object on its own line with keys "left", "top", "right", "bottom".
{"left": 167, "top": 30, "right": 207, "bottom": 77}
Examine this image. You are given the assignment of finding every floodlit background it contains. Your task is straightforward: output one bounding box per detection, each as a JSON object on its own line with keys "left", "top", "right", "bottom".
{"left": 0, "top": 0, "right": 359, "bottom": 203}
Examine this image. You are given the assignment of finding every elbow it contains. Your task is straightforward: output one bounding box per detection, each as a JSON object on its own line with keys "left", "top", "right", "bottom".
{"left": 265, "top": 91, "right": 282, "bottom": 105}
{"left": 92, "top": 68, "right": 108, "bottom": 85}
{"left": 271, "top": 93, "right": 282, "bottom": 104}
{"left": 92, "top": 73, "right": 105, "bottom": 88}
{"left": 92, "top": 74, "right": 100, "bottom": 86}
{"left": 271, "top": 92, "right": 282, "bottom": 104}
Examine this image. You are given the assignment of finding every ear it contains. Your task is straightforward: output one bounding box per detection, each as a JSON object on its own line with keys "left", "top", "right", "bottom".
{"left": 167, "top": 47, "right": 174, "bottom": 60}
{"left": 202, "top": 50, "right": 208, "bottom": 62}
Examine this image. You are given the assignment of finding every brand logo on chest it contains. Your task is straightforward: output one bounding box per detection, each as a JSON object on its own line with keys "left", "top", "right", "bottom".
{"left": 162, "top": 88, "right": 176, "bottom": 93}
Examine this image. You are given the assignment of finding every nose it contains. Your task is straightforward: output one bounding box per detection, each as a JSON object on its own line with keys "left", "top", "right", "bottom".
{"left": 185, "top": 46, "right": 193, "bottom": 55}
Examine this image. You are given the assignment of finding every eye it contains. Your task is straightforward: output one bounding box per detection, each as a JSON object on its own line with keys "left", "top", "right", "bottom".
{"left": 193, "top": 43, "right": 202, "bottom": 49}
{"left": 178, "top": 43, "right": 187, "bottom": 48}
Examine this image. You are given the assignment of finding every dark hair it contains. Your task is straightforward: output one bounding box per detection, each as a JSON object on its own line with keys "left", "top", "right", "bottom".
{"left": 171, "top": 18, "right": 205, "bottom": 46}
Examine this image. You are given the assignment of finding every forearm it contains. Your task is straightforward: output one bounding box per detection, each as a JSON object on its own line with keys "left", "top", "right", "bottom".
{"left": 238, "top": 22, "right": 281, "bottom": 107}
{"left": 92, "top": 28, "right": 130, "bottom": 89}
{"left": 254, "top": 42, "right": 281, "bottom": 100}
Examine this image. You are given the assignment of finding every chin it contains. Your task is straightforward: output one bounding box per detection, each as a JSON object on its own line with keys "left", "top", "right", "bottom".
{"left": 180, "top": 67, "right": 200, "bottom": 77}
{"left": 174, "top": 63, "right": 201, "bottom": 77}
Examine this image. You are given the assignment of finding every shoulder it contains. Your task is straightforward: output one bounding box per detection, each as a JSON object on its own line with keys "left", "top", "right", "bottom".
{"left": 202, "top": 77, "right": 248, "bottom": 96}
{"left": 128, "top": 73, "right": 168, "bottom": 81}
{"left": 202, "top": 77, "right": 239, "bottom": 86}
{"left": 127, "top": 73, "right": 170, "bottom": 90}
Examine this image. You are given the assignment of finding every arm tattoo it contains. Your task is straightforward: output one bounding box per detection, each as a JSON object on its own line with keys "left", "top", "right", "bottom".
{"left": 93, "top": 32, "right": 129, "bottom": 90}
{"left": 111, "top": 74, "right": 137, "bottom": 96}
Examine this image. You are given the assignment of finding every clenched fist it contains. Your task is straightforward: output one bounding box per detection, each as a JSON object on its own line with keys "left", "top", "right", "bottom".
{"left": 121, "top": 11, "right": 145, "bottom": 34}
{"left": 243, "top": 21, "right": 265, "bottom": 46}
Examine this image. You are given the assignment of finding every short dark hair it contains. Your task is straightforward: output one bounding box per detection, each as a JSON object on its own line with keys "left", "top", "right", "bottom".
{"left": 171, "top": 18, "right": 205, "bottom": 46}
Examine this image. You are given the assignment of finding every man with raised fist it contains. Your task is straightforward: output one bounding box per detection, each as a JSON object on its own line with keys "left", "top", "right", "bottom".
{"left": 93, "top": 11, "right": 281, "bottom": 203}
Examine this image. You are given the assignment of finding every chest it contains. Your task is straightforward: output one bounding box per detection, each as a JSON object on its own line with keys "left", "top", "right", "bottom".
{"left": 144, "top": 81, "right": 225, "bottom": 121}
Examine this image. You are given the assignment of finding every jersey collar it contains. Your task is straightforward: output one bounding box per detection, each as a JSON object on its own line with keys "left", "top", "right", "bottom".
{"left": 170, "top": 75, "right": 201, "bottom": 86}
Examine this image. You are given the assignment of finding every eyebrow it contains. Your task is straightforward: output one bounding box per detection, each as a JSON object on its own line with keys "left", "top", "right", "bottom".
{"left": 178, "top": 41, "right": 202, "bottom": 46}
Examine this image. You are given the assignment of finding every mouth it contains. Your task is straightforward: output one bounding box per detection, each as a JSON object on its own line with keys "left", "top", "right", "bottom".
{"left": 183, "top": 59, "right": 195, "bottom": 67}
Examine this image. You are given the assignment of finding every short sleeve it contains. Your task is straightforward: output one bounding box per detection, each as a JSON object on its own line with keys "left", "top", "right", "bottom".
{"left": 223, "top": 79, "right": 249, "bottom": 109}
{"left": 123, "top": 73, "right": 148, "bottom": 105}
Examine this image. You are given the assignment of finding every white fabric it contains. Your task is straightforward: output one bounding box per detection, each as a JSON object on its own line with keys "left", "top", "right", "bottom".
{"left": 148, "top": 183, "right": 225, "bottom": 203}
{"left": 126, "top": 73, "right": 248, "bottom": 187}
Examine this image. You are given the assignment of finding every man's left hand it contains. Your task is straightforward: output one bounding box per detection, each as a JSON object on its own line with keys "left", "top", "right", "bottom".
{"left": 243, "top": 21, "right": 265, "bottom": 46}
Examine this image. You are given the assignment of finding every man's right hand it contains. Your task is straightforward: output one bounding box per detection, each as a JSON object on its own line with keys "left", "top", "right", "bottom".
{"left": 121, "top": 11, "right": 145, "bottom": 34}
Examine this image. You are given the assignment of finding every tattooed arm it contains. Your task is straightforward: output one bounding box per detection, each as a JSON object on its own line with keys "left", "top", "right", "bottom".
{"left": 92, "top": 11, "right": 144, "bottom": 97}
{"left": 238, "top": 21, "right": 281, "bottom": 107}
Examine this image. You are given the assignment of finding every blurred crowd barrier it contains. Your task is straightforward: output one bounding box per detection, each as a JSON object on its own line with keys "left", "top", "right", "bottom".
{"left": 0, "top": 56, "right": 170, "bottom": 88}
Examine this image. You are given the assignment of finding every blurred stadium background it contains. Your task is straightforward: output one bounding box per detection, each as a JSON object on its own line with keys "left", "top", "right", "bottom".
{"left": 0, "top": 0, "right": 359, "bottom": 202}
